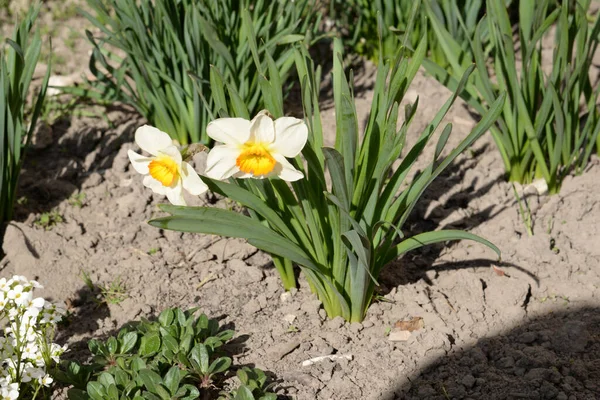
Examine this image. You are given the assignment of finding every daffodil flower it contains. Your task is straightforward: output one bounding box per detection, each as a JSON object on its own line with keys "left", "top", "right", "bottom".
{"left": 205, "top": 110, "right": 308, "bottom": 181}
{"left": 127, "top": 125, "right": 208, "bottom": 205}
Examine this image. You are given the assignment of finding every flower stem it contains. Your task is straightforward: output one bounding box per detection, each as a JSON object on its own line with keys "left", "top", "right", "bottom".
{"left": 272, "top": 256, "right": 296, "bottom": 290}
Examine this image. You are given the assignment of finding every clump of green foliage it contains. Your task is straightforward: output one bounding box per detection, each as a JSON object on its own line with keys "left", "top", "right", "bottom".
{"left": 77, "top": 0, "right": 320, "bottom": 145}
{"left": 34, "top": 209, "right": 64, "bottom": 230}
{"left": 58, "top": 308, "right": 276, "bottom": 400}
{"left": 426, "top": 0, "right": 600, "bottom": 193}
{"left": 0, "top": 4, "right": 49, "bottom": 228}
{"left": 328, "top": 0, "right": 487, "bottom": 66}
{"left": 81, "top": 270, "right": 129, "bottom": 305}
{"left": 68, "top": 192, "right": 86, "bottom": 208}
{"left": 150, "top": 1, "right": 505, "bottom": 321}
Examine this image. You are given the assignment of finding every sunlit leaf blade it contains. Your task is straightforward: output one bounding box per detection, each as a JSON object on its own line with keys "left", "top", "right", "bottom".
{"left": 383, "top": 230, "right": 500, "bottom": 266}
{"left": 150, "top": 206, "right": 325, "bottom": 277}
{"left": 0, "top": 5, "right": 47, "bottom": 226}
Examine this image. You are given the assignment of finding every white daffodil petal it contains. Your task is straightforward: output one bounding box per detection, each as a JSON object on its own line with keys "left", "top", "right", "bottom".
{"left": 272, "top": 153, "right": 304, "bottom": 182}
{"left": 166, "top": 184, "right": 186, "bottom": 206}
{"left": 157, "top": 145, "right": 183, "bottom": 164}
{"left": 205, "top": 145, "right": 240, "bottom": 180}
{"left": 128, "top": 150, "right": 152, "bottom": 174}
{"left": 272, "top": 117, "right": 308, "bottom": 157}
{"left": 135, "top": 125, "right": 173, "bottom": 156}
{"left": 206, "top": 118, "right": 251, "bottom": 145}
{"left": 232, "top": 171, "right": 254, "bottom": 179}
{"left": 249, "top": 111, "right": 275, "bottom": 143}
{"left": 143, "top": 175, "right": 168, "bottom": 195}
{"left": 181, "top": 162, "right": 208, "bottom": 195}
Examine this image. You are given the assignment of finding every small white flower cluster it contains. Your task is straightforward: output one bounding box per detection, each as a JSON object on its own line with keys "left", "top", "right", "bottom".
{"left": 0, "top": 276, "right": 67, "bottom": 400}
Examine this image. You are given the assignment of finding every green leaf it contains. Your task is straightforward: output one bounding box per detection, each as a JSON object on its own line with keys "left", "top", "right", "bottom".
{"left": 175, "top": 308, "right": 187, "bottom": 327}
{"left": 242, "top": 8, "right": 262, "bottom": 76}
{"left": 278, "top": 34, "right": 305, "bottom": 44}
{"left": 87, "top": 381, "right": 106, "bottom": 400}
{"left": 189, "top": 344, "right": 210, "bottom": 374}
{"left": 323, "top": 148, "right": 350, "bottom": 211}
{"left": 139, "top": 332, "right": 161, "bottom": 357}
{"left": 158, "top": 309, "right": 174, "bottom": 327}
{"left": 150, "top": 206, "right": 325, "bottom": 276}
{"left": 107, "top": 384, "right": 119, "bottom": 400}
{"left": 141, "top": 392, "right": 161, "bottom": 400}
{"left": 138, "top": 369, "right": 163, "bottom": 395}
{"left": 179, "top": 334, "right": 194, "bottom": 354}
{"left": 175, "top": 384, "right": 200, "bottom": 400}
{"left": 208, "top": 357, "right": 231, "bottom": 375}
{"left": 434, "top": 124, "right": 453, "bottom": 161}
{"left": 98, "top": 372, "right": 116, "bottom": 389}
{"left": 88, "top": 340, "right": 101, "bottom": 355}
{"left": 121, "top": 332, "right": 138, "bottom": 354}
{"left": 163, "top": 367, "right": 181, "bottom": 396}
{"left": 384, "top": 230, "right": 500, "bottom": 266}
{"left": 203, "top": 178, "right": 297, "bottom": 242}
{"left": 234, "top": 386, "right": 255, "bottom": 400}
{"left": 107, "top": 337, "right": 118, "bottom": 355}
{"left": 209, "top": 66, "right": 228, "bottom": 115}
{"left": 154, "top": 385, "right": 172, "bottom": 400}
{"left": 130, "top": 356, "right": 146, "bottom": 372}
{"left": 161, "top": 334, "right": 179, "bottom": 354}
{"left": 114, "top": 370, "right": 129, "bottom": 388}
{"left": 67, "top": 388, "right": 89, "bottom": 400}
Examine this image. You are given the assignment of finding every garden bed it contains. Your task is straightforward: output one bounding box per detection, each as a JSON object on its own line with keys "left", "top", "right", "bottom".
{"left": 1, "top": 60, "right": 598, "bottom": 398}
{"left": 1, "top": 2, "right": 600, "bottom": 399}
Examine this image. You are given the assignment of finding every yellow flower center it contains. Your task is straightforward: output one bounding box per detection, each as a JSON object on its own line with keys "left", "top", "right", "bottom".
{"left": 149, "top": 156, "right": 179, "bottom": 186}
{"left": 236, "top": 143, "right": 276, "bottom": 176}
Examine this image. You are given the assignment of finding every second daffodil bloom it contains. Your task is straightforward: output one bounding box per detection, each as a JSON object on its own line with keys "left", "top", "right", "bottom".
{"left": 205, "top": 110, "right": 308, "bottom": 181}
{"left": 127, "top": 125, "right": 208, "bottom": 206}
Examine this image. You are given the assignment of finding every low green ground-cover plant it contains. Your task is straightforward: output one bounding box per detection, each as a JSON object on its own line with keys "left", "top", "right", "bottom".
{"left": 0, "top": 275, "right": 67, "bottom": 400}
{"left": 425, "top": 0, "right": 600, "bottom": 193}
{"left": 34, "top": 210, "right": 64, "bottom": 230}
{"left": 80, "top": 271, "right": 128, "bottom": 305}
{"left": 77, "top": 0, "right": 319, "bottom": 145}
{"left": 0, "top": 4, "right": 49, "bottom": 228}
{"left": 136, "top": 15, "right": 505, "bottom": 321}
{"left": 60, "top": 308, "right": 275, "bottom": 400}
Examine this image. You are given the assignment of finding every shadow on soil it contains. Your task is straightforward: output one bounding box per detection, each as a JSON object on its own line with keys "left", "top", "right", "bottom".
{"left": 412, "top": 142, "right": 506, "bottom": 232}
{"left": 13, "top": 104, "right": 139, "bottom": 222}
{"left": 381, "top": 306, "right": 600, "bottom": 399}
{"left": 377, "top": 142, "right": 525, "bottom": 294}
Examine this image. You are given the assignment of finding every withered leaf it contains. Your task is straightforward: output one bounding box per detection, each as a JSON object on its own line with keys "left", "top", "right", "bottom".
{"left": 394, "top": 316, "right": 424, "bottom": 332}
{"left": 492, "top": 265, "right": 506, "bottom": 277}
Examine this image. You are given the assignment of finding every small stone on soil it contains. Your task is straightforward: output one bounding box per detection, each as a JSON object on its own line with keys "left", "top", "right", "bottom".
{"left": 242, "top": 298, "right": 261, "bottom": 314}
{"left": 349, "top": 322, "right": 363, "bottom": 333}
{"left": 318, "top": 309, "right": 327, "bottom": 320}
{"left": 388, "top": 329, "right": 411, "bottom": 342}
{"left": 301, "top": 354, "right": 353, "bottom": 367}
{"left": 283, "top": 314, "right": 296, "bottom": 324}
{"left": 326, "top": 316, "right": 345, "bottom": 330}
{"left": 282, "top": 372, "right": 322, "bottom": 390}
{"left": 280, "top": 291, "right": 292, "bottom": 303}
{"left": 266, "top": 340, "right": 301, "bottom": 361}
{"left": 301, "top": 299, "right": 322, "bottom": 315}
{"left": 461, "top": 374, "right": 476, "bottom": 388}
{"left": 228, "top": 259, "right": 264, "bottom": 284}
{"left": 82, "top": 172, "right": 103, "bottom": 188}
